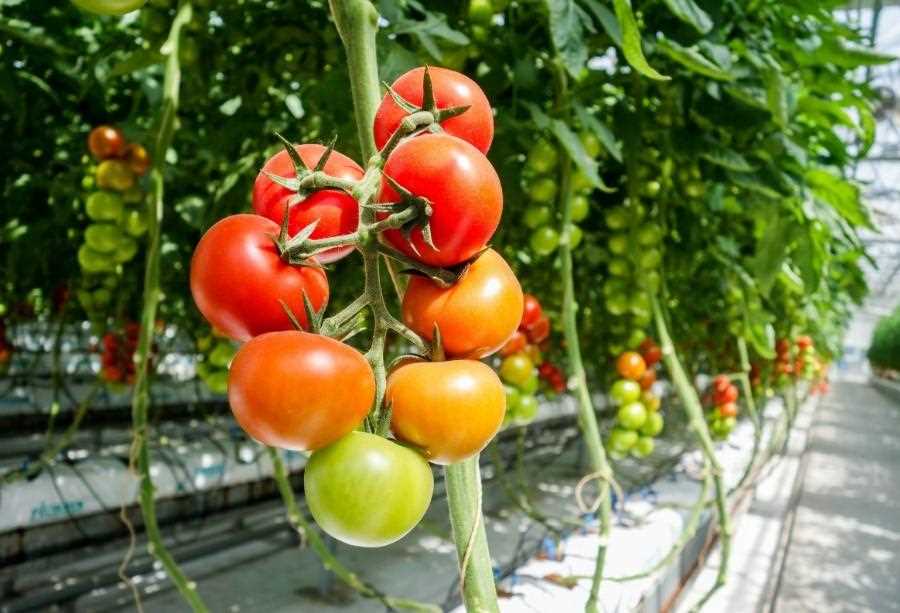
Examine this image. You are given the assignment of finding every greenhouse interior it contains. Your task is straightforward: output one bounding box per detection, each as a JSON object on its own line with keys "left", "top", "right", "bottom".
{"left": 2, "top": 1, "right": 900, "bottom": 612}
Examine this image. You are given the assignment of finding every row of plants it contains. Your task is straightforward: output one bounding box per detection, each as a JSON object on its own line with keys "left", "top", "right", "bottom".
{"left": 0, "top": 0, "right": 888, "bottom": 611}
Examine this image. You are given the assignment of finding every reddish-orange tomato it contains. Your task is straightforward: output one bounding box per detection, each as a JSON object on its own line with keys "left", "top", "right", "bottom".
{"left": 88, "top": 125, "right": 125, "bottom": 160}
{"left": 776, "top": 338, "right": 791, "bottom": 356}
{"left": 718, "top": 402, "right": 738, "bottom": 418}
{"left": 640, "top": 338, "right": 662, "bottom": 367}
{"left": 712, "top": 374, "right": 731, "bottom": 395}
{"left": 521, "top": 294, "right": 543, "bottom": 328}
{"left": 124, "top": 143, "right": 151, "bottom": 175}
{"left": 524, "top": 314, "right": 550, "bottom": 344}
{"left": 639, "top": 368, "right": 656, "bottom": 390}
{"left": 616, "top": 351, "right": 647, "bottom": 381}
{"left": 228, "top": 331, "right": 375, "bottom": 451}
{"left": 500, "top": 330, "right": 528, "bottom": 357}
{"left": 190, "top": 215, "right": 329, "bottom": 341}
{"left": 796, "top": 335, "right": 813, "bottom": 349}
{"left": 713, "top": 383, "right": 739, "bottom": 405}
{"left": 402, "top": 248, "right": 522, "bottom": 359}
{"left": 387, "top": 359, "right": 505, "bottom": 464}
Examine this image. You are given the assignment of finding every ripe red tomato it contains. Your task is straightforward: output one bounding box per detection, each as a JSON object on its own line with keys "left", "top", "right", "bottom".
{"left": 87, "top": 125, "right": 125, "bottom": 159}
{"left": 718, "top": 402, "right": 738, "bottom": 418}
{"left": 524, "top": 315, "right": 551, "bottom": 344}
{"left": 380, "top": 134, "right": 502, "bottom": 267}
{"left": 639, "top": 338, "right": 662, "bottom": 366}
{"left": 252, "top": 144, "right": 364, "bottom": 264}
{"left": 500, "top": 330, "right": 527, "bottom": 357}
{"left": 387, "top": 359, "right": 505, "bottom": 464}
{"left": 796, "top": 335, "right": 813, "bottom": 349}
{"left": 373, "top": 67, "right": 494, "bottom": 154}
{"left": 402, "top": 248, "right": 521, "bottom": 358}
{"left": 713, "top": 384, "right": 739, "bottom": 405}
{"left": 521, "top": 293, "right": 543, "bottom": 328}
{"left": 304, "top": 431, "right": 433, "bottom": 547}
{"left": 776, "top": 338, "right": 791, "bottom": 356}
{"left": 228, "top": 331, "right": 374, "bottom": 451}
{"left": 190, "top": 214, "right": 329, "bottom": 341}
{"left": 124, "top": 143, "right": 151, "bottom": 175}
{"left": 639, "top": 368, "right": 656, "bottom": 391}
{"left": 712, "top": 375, "right": 731, "bottom": 395}
{"left": 616, "top": 351, "right": 647, "bottom": 381}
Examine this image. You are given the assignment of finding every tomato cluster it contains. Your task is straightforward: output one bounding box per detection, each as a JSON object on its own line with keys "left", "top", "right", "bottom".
{"left": 523, "top": 135, "right": 597, "bottom": 257}
{"left": 705, "top": 375, "right": 740, "bottom": 441}
{"left": 77, "top": 126, "right": 150, "bottom": 327}
{"left": 96, "top": 323, "right": 146, "bottom": 386}
{"left": 190, "top": 66, "right": 515, "bottom": 548}
{"left": 606, "top": 344, "right": 664, "bottom": 458}
{"left": 494, "top": 294, "right": 563, "bottom": 426}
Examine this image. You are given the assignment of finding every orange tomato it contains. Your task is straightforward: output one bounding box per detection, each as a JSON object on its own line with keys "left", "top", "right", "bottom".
{"left": 387, "top": 359, "right": 505, "bottom": 464}
{"left": 500, "top": 330, "right": 528, "bottom": 357}
{"left": 124, "top": 143, "right": 151, "bottom": 175}
{"left": 639, "top": 367, "right": 656, "bottom": 390}
{"left": 718, "top": 402, "right": 738, "bottom": 418}
{"left": 402, "top": 248, "right": 523, "bottom": 359}
{"left": 616, "top": 351, "right": 646, "bottom": 381}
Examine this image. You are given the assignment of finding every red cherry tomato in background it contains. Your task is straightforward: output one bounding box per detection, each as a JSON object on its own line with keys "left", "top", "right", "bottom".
{"left": 718, "top": 402, "right": 739, "bottom": 418}
{"left": 373, "top": 67, "right": 494, "bottom": 154}
{"left": 228, "top": 331, "right": 374, "bottom": 451}
{"left": 252, "top": 144, "right": 364, "bottom": 264}
{"left": 190, "top": 214, "right": 329, "bottom": 341}
{"left": 521, "top": 294, "right": 543, "bottom": 328}
{"left": 713, "top": 383, "right": 739, "bottom": 405}
{"left": 124, "top": 143, "right": 151, "bottom": 176}
{"left": 500, "top": 330, "right": 528, "bottom": 357}
{"left": 387, "top": 359, "right": 505, "bottom": 464}
{"left": 639, "top": 338, "right": 662, "bottom": 366}
{"left": 88, "top": 125, "right": 126, "bottom": 160}
{"left": 402, "top": 248, "right": 522, "bottom": 359}
{"left": 380, "top": 133, "right": 502, "bottom": 267}
{"left": 712, "top": 375, "right": 731, "bottom": 395}
{"left": 524, "top": 315, "right": 551, "bottom": 344}
{"left": 639, "top": 368, "right": 656, "bottom": 391}
{"left": 796, "top": 335, "right": 813, "bottom": 349}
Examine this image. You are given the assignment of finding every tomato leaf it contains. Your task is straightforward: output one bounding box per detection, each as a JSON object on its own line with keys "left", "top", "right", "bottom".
{"left": 580, "top": 0, "right": 622, "bottom": 46}
{"left": 750, "top": 213, "right": 792, "bottom": 296}
{"left": 657, "top": 37, "right": 734, "bottom": 81}
{"left": 541, "top": 113, "right": 614, "bottom": 192}
{"left": 611, "top": 0, "right": 669, "bottom": 81}
{"left": 701, "top": 147, "right": 753, "bottom": 172}
{"left": 545, "top": 0, "right": 588, "bottom": 78}
{"left": 806, "top": 168, "right": 872, "bottom": 229}
{"left": 661, "top": 0, "right": 712, "bottom": 34}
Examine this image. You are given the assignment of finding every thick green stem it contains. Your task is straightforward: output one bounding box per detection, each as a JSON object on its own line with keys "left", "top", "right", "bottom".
{"left": 267, "top": 448, "right": 439, "bottom": 612}
{"left": 445, "top": 457, "right": 499, "bottom": 613}
{"left": 652, "top": 296, "right": 730, "bottom": 612}
{"left": 128, "top": 4, "right": 207, "bottom": 611}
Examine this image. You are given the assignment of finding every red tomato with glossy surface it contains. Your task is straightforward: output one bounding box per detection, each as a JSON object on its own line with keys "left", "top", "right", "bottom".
{"left": 616, "top": 351, "right": 647, "bottom": 381}
{"left": 639, "top": 338, "right": 662, "bottom": 367}
{"left": 524, "top": 315, "right": 551, "bottom": 344}
{"left": 387, "top": 359, "right": 505, "bottom": 464}
{"left": 190, "top": 214, "right": 329, "bottom": 341}
{"left": 521, "top": 294, "right": 543, "bottom": 328}
{"left": 373, "top": 67, "right": 494, "bottom": 154}
{"left": 124, "top": 143, "right": 151, "bottom": 176}
{"left": 380, "top": 134, "right": 502, "bottom": 267}
{"left": 228, "top": 331, "right": 374, "bottom": 451}
{"left": 252, "top": 144, "right": 364, "bottom": 264}
{"left": 304, "top": 431, "right": 433, "bottom": 547}
{"left": 712, "top": 375, "right": 731, "bottom": 395}
{"left": 88, "top": 125, "right": 125, "bottom": 159}
{"left": 500, "top": 330, "right": 527, "bottom": 357}
{"left": 713, "top": 384, "right": 739, "bottom": 405}
{"left": 402, "top": 248, "right": 522, "bottom": 358}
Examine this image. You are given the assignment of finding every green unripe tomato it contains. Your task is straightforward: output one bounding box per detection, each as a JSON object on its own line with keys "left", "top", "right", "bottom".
{"left": 640, "top": 412, "right": 664, "bottom": 437}
{"left": 632, "top": 436, "right": 655, "bottom": 458}
{"left": 684, "top": 181, "right": 706, "bottom": 199}
{"left": 519, "top": 372, "right": 539, "bottom": 395}
{"left": 209, "top": 342, "right": 236, "bottom": 368}
{"left": 529, "top": 177, "right": 557, "bottom": 204}
{"left": 579, "top": 131, "right": 602, "bottom": 158}
{"left": 608, "top": 427, "right": 638, "bottom": 453}
{"left": 504, "top": 385, "right": 522, "bottom": 415}
{"left": 203, "top": 371, "right": 229, "bottom": 395}
{"left": 605, "top": 291, "right": 629, "bottom": 316}
{"left": 641, "top": 271, "right": 661, "bottom": 293}
{"left": 626, "top": 328, "right": 646, "bottom": 350}
{"left": 636, "top": 248, "right": 662, "bottom": 270}
{"left": 527, "top": 140, "right": 558, "bottom": 174}
{"left": 608, "top": 234, "right": 629, "bottom": 255}
{"left": 515, "top": 394, "right": 539, "bottom": 422}
{"left": 78, "top": 245, "right": 114, "bottom": 274}
{"left": 604, "top": 207, "right": 629, "bottom": 230}
{"left": 571, "top": 171, "right": 593, "bottom": 193}
{"left": 524, "top": 205, "right": 552, "bottom": 229}
{"left": 603, "top": 278, "right": 627, "bottom": 297}
{"left": 565, "top": 224, "right": 583, "bottom": 248}
{"left": 617, "top": 401, "right": 648, "bottom": 430}
{"left": 86, "top": 191, "right": 124, "bottom": 222}
{"left": 530, "top": 226, "right": 559, "bottom": 256}
{"left": 608, "top": 258, "right": 630, "bottom": 277}
{"left": 500, "top": 353, "right": 534, "bottom": 387}
{"left": 636, "top": 223, "right": 663, "bottom": 246}
{"left": 124, "top": 210, "right": 148, "bottom": 237}
{"left": 610, "top": 379, "right": 641, "bottom": 405}
{"left": 81, "top": 176, "right": 95, "bottom": 191}
{"left": 304, "top": 432, "right": 434, "bottom": 547}
{"left": 85, "top": 223, "right": 122, "bottom": 253}
{"left": 570, "top": 194, "right": 589, "bottom": 222}
{"left": 113, "top": 236, "right": 138, "bottom": 263}
{"left": 642, "top": 180, "right": 661, "bottom": 198}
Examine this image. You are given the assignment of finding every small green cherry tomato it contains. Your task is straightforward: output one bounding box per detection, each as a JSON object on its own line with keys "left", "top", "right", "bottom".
{"left": 524, "top": 205, "right": 552, "bottom": 229}
{"left": 570, "top": 194, "right": 589, "bottom": 222}
{"left": 527, "top": 140, "right": 559, "bottom": 174}
{"left": 86, "top": 191, "right": 124, "bottom": 222}
{"left": 617, "top": 401, "right": 648, "bottom": 430}
{"left": 608, "top": 427, "right": 638, "bottom": 453}
{"left": 632, "top": 436, "right": 655, "bottom": 457}
{"left": 500, "top": 353, "right": 534, "bottom": 387}
{"left": 610, "top": 379, "right": 642, "bottom": 405}
{"left": 640, "top": 412, "right": 664, "bottom": 437}
{"left": 530, "top": 226, "right": 559, "bottom": 256}
{"left": 529, "top": 177, "right": 558, "bottom": 204}
{"left": 608, "top": 234, "right": 629, "bottom": 255}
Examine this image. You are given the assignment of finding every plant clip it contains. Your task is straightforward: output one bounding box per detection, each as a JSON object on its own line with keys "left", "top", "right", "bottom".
{"left": 430, "top": 323, "right": 446, "bottom": 362}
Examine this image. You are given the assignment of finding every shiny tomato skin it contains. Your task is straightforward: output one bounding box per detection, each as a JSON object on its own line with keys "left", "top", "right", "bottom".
{"left": 252, "top": 144, "right": 364, "bottom": 264}
{"left": 712, "top": 374, "right": 731, "bottom": 395}
{"left": 639, "top": 338, "right": 662, "bottom": 366}
{"left": 124, "top": 143, "right": 151, "bottom": 175}
{"left": 639, "top": 368, "right": 656, "bottom": 390}
{"left": 402, "top": 248, "right": 522, "bottom": 358}
{"left": 713, "top": 384, "right": 739, "bottom": 405}
{"left": 227, "top": 331, "right": 374, "bottom": 451}
{"left": 616, "top": 351, "right": 647, "bottom": 381}
{"left": 718, "top": 402, "right": 739, "bottom": 418}
{"left": 190, "top": 214, "right": 329, "bottom": 341}
{"left": 373, "top": 67, "right": 494, "bottom": 154}
{"left": 524, "top": 315, "right": 551, "bottom": 344}
{"left": 72, "top": 0, "right": 147, "bottom": 15}
{"left": 387, "top": 359, "right": 505, "bottom": 464}
{"left": 87, "top": 125, "right": 126, "bottom": 159}
{"left": 304, "top": 432, "right": 433, "bottom": 547}
{"left": 381, "top": 134, "right": 502, "bottom": 267}
{"left": 521, "top": 293, "right": 543, "bottom": 328}
{"left": 500, "top": 330, "right": 528, "bottom": 357}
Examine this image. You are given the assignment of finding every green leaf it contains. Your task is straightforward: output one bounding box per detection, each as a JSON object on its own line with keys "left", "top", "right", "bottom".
{"left": 575, "top": 103, "right": 622, "bottom": 162}
{"left": 751, "top": 213, "right": 792, "bottom": 296}
{"left": 729, "top": 172, "right": 782, "bottom": 199}
{"left": 175, "top": 196, "right": 205, "bottom": 229}
{"left": 611, "top": 0, "right": 669, "bottom": 81}
{"left": 661, "top": 0, "right": 712, "bottom": 34}
{"left": 545, "top": 0, "right": 588, "bottom": 78}
{"left": 528, "top": 106, "right": 613, "bottom": 192}
{"left": 657, "top": 37, "right": 734, "bottom": 81}
{"left": 701, "top": 147, "right": 753, "bottom": 172}
{"left": 108, "top": 50, "right": 164, "bottom": 78}
{"left": 580, "top": 0, "right": 622, "bottom": 46}
{"left": 815, "top": 39, "right": 896, "bottom": 68}
{"left": 805, "top": 168, "right": 872, "bottom": 228}
{"left": 764, "top": 68, "right": 789, "bottom": 128}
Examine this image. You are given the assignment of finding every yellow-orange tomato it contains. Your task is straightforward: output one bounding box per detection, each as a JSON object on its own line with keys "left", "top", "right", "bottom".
{"left": 402, "top": 249, "right": 523, "bottom": 359}
{"left": 228, "top": 331, "right": 375, "bottom": 451}
{"left": 616, "top": 351, "right": 646, "bottom": 381}
{"left": 124, "top": 143, "right": 151, "bottom": 175}
{"left": 387, "top": 359, "right": 505, "bottom": 464}
{"left": 96, "top": 159, "right": 136, "bottom": 192}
